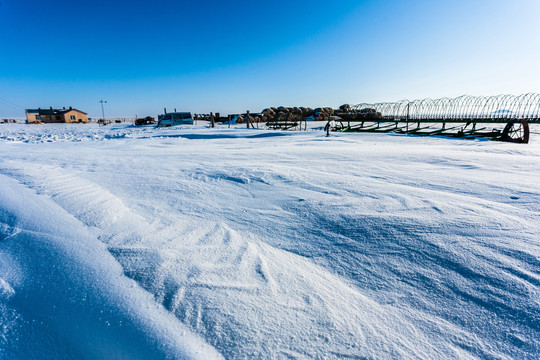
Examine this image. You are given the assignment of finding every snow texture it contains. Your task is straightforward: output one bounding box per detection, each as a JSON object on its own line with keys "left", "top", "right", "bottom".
{"left": 0, "top": 123, "right": 539, "bottom": 359}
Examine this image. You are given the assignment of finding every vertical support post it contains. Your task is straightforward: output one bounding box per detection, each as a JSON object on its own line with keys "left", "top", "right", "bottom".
{"left": 326, "top": 113, "right": 331, "bottom": 136}
{"left": 246, "top": 110, "right": 250, "bottom": 128}
{"left": 210, "top": 112, "right": 215, "bottom": 128}
{"left": 99, "top": 99, "right": 107, "bottom": 122}
{"left": 406, "top": 103, "right": 411, "bottom": 132}
{"left": 406, "top": 102, "right": 410, "bottom": 121}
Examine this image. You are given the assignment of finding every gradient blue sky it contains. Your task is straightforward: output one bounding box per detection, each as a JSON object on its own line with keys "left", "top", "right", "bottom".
{"left": 1, "top": 0, "right": 539, "bottom": 117}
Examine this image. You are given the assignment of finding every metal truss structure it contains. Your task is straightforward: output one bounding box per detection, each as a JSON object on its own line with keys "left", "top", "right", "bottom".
{"left": 330, "top": 94, "right": 540, "bottom": 143}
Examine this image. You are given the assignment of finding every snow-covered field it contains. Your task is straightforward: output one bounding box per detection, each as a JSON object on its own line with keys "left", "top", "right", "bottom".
{"left": 0, "top": 123, "right": 539, "bottom": 359}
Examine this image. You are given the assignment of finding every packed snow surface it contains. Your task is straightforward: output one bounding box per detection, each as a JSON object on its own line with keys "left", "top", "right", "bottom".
{"left": 0, "top": 123, "right": 539, "bottom": 359}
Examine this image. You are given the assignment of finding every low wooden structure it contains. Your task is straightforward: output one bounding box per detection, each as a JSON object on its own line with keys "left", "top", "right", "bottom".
{"left": 25, "top": 107, "right": 88, "bottom": 124}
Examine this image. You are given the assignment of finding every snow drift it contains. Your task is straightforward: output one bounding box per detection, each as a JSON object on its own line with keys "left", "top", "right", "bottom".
{"left": 0, "top": 123, "right": 539, "bottom": 359}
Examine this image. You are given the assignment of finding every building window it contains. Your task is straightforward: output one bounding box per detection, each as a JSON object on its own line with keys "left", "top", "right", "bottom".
{"left": 55, "top": 115, "right": 61, "bottom": 120}
{"left": 70, "top": 115, "right": 76, "bottom": 120}
{"left": 36, "top": 115, "right": 41, "bottom": 120}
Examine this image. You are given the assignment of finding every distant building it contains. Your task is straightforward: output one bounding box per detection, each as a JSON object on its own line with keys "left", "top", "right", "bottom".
{"left": 25, "top": 107, "right": 88, "bottom": 123}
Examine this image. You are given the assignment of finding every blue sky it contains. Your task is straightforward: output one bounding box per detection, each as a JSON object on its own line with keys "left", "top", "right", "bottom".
{"left": 1, "top": 0, "right": 539, "bottom": 117}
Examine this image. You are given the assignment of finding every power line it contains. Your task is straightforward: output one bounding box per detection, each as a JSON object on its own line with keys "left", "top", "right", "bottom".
{"left": 0, "top": 98, "right": 23, "bottom": 112}
{"left": 0, "top": 96, "right": 24, "bottom": 110}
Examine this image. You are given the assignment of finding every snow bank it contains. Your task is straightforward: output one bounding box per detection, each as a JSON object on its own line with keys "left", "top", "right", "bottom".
{"left": 0, "top": 174, "right": 222, "bottom": 359}
{"left": 0, "top": 164, "right": 451, "bottom": 358}
{"left": 1, "top": 123, "right": 539, "bottom": 359}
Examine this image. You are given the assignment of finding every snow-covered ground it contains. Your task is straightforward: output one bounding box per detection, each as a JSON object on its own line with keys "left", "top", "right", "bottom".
{"left": 0, "top": 123, "right": 539, "bottom": 359}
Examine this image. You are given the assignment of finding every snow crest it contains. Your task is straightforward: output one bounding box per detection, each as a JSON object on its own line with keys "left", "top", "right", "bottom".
{"left": 2, "top": 165, "right": 453, "bottom": 358}
{"left": 1, "top": 124, "right": 539, "bottom": 359}
{"left": 0, "top": 174, "right": 222, "bottom": 359}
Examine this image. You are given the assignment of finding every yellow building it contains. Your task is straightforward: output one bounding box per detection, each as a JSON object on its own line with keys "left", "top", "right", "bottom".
{"left": 25, "top": 107, "right": 88, "bottom": 123}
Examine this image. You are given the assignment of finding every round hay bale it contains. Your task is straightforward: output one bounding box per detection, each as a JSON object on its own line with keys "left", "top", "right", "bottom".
{"left": 303, "top": 108, "right": 315, "bottom": 117}
{"left": 278, "top": 106, "right": 290, "bottom": 113}
{"left": 290, "top": 113, "right": 301, "bottom": 121}
{"left": 339, "top": 104, "right": 351, "bottom": 112}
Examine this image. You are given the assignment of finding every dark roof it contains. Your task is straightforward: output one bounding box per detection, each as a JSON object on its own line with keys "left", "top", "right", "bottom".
{"left": 26, "top": 108, "right": 87, "bottom": 115}
{"left": 36, "top": 109, "right": 59, "bottom": 115}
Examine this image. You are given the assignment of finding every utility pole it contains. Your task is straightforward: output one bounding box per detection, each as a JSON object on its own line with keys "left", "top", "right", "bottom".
{"left": 99, "top": 99, "right": 107, "bottom": 122}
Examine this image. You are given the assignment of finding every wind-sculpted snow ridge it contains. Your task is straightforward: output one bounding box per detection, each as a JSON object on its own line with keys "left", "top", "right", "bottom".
{"left": 0, "top": 124, "right": 539, "bottom": 359}
{"left": 0, "top": 123, "right": 294, "bottom": 144}
{"left": 1, "top": 165, "right": 460, "bottom": 358}
{"left": 0, "top": 123, "right": 166, "bottom": 143}
{"left": 0, "top": 175, "right": 223, "bottom": 359}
